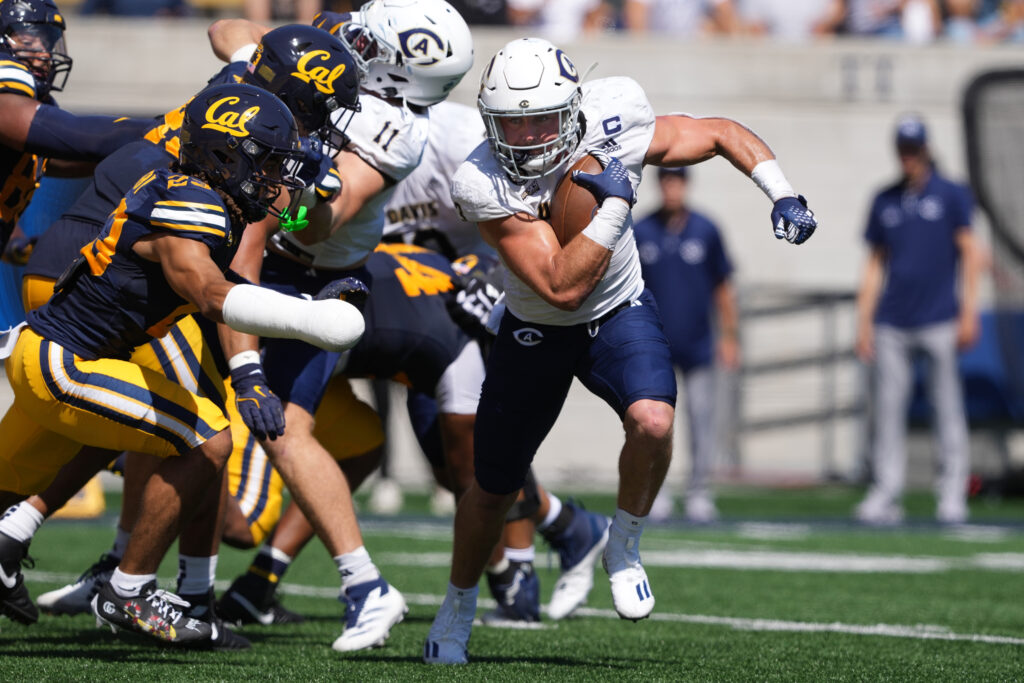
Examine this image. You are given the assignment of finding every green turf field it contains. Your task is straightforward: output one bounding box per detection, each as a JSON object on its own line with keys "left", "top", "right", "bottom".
{"left": 2, "top": 486, "right": 1023, "bottom": 681}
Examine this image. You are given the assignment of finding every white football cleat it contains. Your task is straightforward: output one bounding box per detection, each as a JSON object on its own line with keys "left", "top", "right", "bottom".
{"left": 38, "top": 552, "right": 119, "bottom": 616}
{"left": 423, "top": 587, "right": 476, "bottom": 664}
{"left": 546, "top": 506, "right": 610, "bottom": 620}
{"left": 602, "top": 536, "right": 654, "bottom": 621}
{"left": 331, "top": 578, "right": 408, "bottom": 652}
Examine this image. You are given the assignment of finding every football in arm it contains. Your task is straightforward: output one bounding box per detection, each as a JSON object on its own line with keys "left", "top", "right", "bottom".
{"left": 549, "top": 154, "right": 603, "bottom": 246}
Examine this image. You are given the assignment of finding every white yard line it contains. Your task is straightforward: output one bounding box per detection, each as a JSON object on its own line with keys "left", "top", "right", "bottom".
{"left": 23, "top": 571, "right": 1024, "bottom": 646}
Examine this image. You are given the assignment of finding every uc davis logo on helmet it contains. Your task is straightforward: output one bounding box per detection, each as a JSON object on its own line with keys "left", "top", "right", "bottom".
{"left": 202, "top": 97, "right": 259, "bottom": 137}
{"left": 398, "top": 27, "right": 444, "bottom": 65}
{"left": 292, "top": 50, "right": 348, "bottom": 95}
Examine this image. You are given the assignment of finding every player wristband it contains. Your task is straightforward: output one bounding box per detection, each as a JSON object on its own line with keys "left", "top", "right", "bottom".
{"left": 227, "top": 350, "right": 261, "bottom": 371}
{"left": 581, "top": 198, "right": 630, "bottom": 250}
{"left": 222, "top": 284, "right": 364, "bottom": 352}
{"left": 751, "top": 159, "right": 796, "bottom": 203}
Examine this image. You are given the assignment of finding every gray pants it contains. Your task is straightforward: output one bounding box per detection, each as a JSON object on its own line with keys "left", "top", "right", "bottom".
{"left": 868, "top": 321, "right": 969, "bottom": 509}
{"left": 682, "top": 365, "right": 717, "bottom": 499}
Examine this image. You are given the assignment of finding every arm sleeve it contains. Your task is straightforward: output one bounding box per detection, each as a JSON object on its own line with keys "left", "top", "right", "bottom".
{"left": 864, "top": 195, "right": 885, "bottom": 246}
{"left": 709, "top": 222, "right": 733, "bottom": 284}
{"left": 953, "top": 184, "right": 974, "bottom": 228}
{"left": 25, "top": 104, "right": 155, "bottom": 161}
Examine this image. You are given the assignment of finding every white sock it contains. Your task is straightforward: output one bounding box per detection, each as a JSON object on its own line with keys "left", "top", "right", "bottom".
{"left": 110, "top": 526, "right": 130, "bottom": 559}
{"left": 504, "top": 545, "right": 535, "bottom": 564}
{"left": 0, "top": 502, "right": 44, "bottom": 544}
{"left": 537, "top": 494, "right": 562, "bottom": 531}
{"left": 334, "top": 546, "right": 380, "bottom": 589}
{"left": 176, "top": 554, "right": 218, "bottom": 596}
{"left": 110, "top": 568, "right": 156, "bottom": 598}
{"left": 610, "top": 508, "right": 646, "bottom": 563}
{"left": 445, "top": 581, "right": 478, "bottom": 616}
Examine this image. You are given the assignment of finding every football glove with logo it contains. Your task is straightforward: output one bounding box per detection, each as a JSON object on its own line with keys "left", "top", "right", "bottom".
{"left": 571, "top": 151, "right": 635, "bottom": 206}
{"left": 315, "top": 276, "right": 370, "bottom": 312}
{"left": 230, "top": 363, "right": 285, "bottom": 441}
{"left": 771, "top": 195, "right": 817, "bottom": 245}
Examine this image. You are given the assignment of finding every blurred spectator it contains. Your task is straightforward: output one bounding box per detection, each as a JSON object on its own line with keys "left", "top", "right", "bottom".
{"left": 80, "top": 0, "right": 189, "bottom": 15}
{"left": 624, "top": 0, "right": 740, "bottom": 36}
{"left": 244, "top": 0, "right": 323, "bottom": 23}
{"left": 816, "top": 0, "right": 941, "bottom": 41}
{"left": 634, "top": 167, "right": 739, "bottom": 523}
{"left": 506, "top": 0, "right": 611, "bottom": 42}
{"left": 740, "top": 0, "right": 837, "bottom": 40}
{"left": 854, "top": 114, "right": 982, "bottom": 526}
{"left": 448, "top": 0, "right": 509, "bottom": 24}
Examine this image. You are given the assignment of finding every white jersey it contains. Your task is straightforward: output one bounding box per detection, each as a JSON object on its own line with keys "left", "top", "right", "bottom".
{"left": 382, "top": 101, "right": 487, "bottom": 257}
{"left": 451, "top": 76, "right": 654, "bottom": 326}
{"left": 273, "top": 92, "right": 429, "bottom": 269}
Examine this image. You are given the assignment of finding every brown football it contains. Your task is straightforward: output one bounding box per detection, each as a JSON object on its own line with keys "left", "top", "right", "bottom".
{"left": 549, "top": 154, "right": 603, "bottom": 246}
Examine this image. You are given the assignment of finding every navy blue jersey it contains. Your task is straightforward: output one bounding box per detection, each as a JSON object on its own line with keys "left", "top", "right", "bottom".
{"left": 28, "top": 168, "right": 241, "bottom": 360}
{"left": 864, "top": 170, "right": 973, "bottom": 328}
{"left": 344, "top": 243, "right": 469, "bottom": 393}
{"left": 635, "top": 209, "right": 732, "bottom": 371}
{"left": 23, "top": 61, "right": 247, "bottom": 280}
{"left": 0, "top": 48, "right": 52, "bottom": 249}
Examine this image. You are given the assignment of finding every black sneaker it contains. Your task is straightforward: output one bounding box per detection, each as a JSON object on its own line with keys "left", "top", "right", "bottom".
{"left": 0, "top": 532, "right": 38, "bottom": 625}
{"left": 217, "top": 573, "right": 304, "bottom": 626}
{"left": 91, "top": 580, "right": 214, "bottom": 644}
{"left": 38, "top": 551, "right": 120, "bottom": 616}
{"left": 179, "top": 589, "right": 250, "bottom": 650}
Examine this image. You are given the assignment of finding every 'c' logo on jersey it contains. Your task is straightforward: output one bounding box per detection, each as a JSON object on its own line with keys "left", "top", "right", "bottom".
{"left": 292, "top": 50, "right": 347, "bottom": 95}
{"left": 203, "top": 97, "right": 259, "bottom": 137}
{"left": 514, "top": 328, "right": 544, "bottom": 346}
{"left": 555, "top": 50, "right": 578, "bottom": 83}
{"left": 398, "top": 27, "right": 445, "bottom": 65}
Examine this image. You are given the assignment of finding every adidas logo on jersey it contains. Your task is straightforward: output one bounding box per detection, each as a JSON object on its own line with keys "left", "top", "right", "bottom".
{"left": 599, "top": 137, "right": 621, "bottom": 154}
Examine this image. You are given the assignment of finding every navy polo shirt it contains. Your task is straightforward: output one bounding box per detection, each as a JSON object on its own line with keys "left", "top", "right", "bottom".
{"left": 864, "top": 171, "right": 973, "bottom": 329}
{"left": 635, "top": 209, "right": 732, "bottom": 371}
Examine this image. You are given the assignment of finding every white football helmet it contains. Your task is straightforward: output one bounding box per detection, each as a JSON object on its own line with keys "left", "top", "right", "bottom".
{"left": 338, "top": 0, "right": 473, "bottom": 107}
{"left": 478, "top": 38, "right": 584, "bottom": 184}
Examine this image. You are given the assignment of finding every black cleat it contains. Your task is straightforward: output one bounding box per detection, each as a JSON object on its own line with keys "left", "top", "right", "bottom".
{"left": 0, "top": 532, "right": 37, "bottom": 625}
{"left": 217, "top": 573, "right": 304, "bottom": 626}
{"left": 91, "top": 580, "right": 214, "bottom": 645}
{"left": 180, "top": 589, "right": 251, "bottom": 650}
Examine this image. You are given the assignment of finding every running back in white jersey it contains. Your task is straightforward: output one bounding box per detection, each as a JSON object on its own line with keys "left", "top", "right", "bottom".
{"left": 273, "top": 92, "right": 430, "bottom": 269}
{"left": 382, "top": 100, "right": 488, "bottom": 258}
{"left": 451, "top": 76, "right": 655, "bottom": 326}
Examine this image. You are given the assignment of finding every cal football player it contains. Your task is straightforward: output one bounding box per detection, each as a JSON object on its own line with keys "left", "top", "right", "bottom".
{"left": 0, "top": 24, "right": 361, "bottom": 635}
{"left": 217, "top": 0, "right": 474, "bottom": 653}
{"left": 424, "top": 38, "right": 817, "bottom": 663}
{"left": 0, "top": 0, "right": 153, "bottom": 259}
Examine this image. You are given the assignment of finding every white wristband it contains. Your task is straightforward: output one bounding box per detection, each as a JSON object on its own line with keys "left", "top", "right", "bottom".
{"left": 228, "top": 350, "right": 261, "bottom": 371}
{"left": 231, "top": 43, "right": 259, "bottom": 65}
{"left": 750, "top": 159, "right": 796, "bottom": 203}
{"left": 222, "top": 284, "right": 365, "bottom": 352}
{"left": 581, "top": 198, "right": 630, "bottom": 250}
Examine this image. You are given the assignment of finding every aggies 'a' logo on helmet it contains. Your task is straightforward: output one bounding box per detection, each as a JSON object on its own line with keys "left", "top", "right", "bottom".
{"left": 202, "top": 96, "right": 260, "bottom": 137}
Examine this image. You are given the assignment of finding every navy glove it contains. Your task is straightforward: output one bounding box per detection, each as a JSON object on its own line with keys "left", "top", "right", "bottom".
{"left": 571, "top": 150, "right": 635, "bottom": 206}
{"left": 230, "top": 363, "right": 285, "bottom": 441}
{"left": 296, "top": 136, "right": 326, "bottom": 188}
{"left": 315, "top": 276, "right": 370, "bottom": 311}
{"left": 771, "top": 195, "right": 817, "bottom": 245}
{"left": 449, "top": 276, "right": 503, "bottom": 339}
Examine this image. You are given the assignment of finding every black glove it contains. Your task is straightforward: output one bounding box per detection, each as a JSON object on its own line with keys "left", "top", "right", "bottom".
{"left": 315, "top": 275, "right": 370, "bottom": 311}
{"left": 449, "top": 276, "right": 502, "bottom": 338}
{"left": 230, "top": 362, "right": 285, "bottom": 441}
{"left": 771, "top": 195, "right": 817, "bottom": 245}
{"left": 571, "top": 150, "right": 636, "bottom": 206}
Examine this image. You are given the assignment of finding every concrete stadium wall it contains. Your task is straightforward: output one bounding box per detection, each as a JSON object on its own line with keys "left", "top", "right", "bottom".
{"left": 45, "top": 20, "right": 1024, "bottom": 489}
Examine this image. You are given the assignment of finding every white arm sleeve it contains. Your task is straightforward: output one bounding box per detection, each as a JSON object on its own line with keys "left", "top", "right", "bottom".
{"left": 221, "top": 284, "right": 365, "bottom": 352}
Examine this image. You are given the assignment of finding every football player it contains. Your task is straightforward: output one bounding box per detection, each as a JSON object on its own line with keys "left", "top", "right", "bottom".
{"left": 0, "top": 24, "right": 361, "bottom": 637}
{"left": 0, "top": 0, "right": 153, "bottom": 259}
{"left": 424, "top": 37, "right": 818, "bottom": 663}
{"left": 0, "top": 83, "right": 365, "bottom": 645}
{"left": 216, "top": 0, "right": 474, "bottom": 652}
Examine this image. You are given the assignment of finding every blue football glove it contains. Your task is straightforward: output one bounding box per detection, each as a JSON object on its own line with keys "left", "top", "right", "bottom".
{"left": 315, "top": 276, "right": 370, "bottom": 311}
{"left": 296, "top": 136, "right": 325, "bottom": 188}
{"left": 570, "top": 150, "right": 635, "bottom": 206}
{"left": 771, "top": 195, "right": 817, "bottom": 245}
{"left": 230, "top": 363, "right": 285, "bottom": 441}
